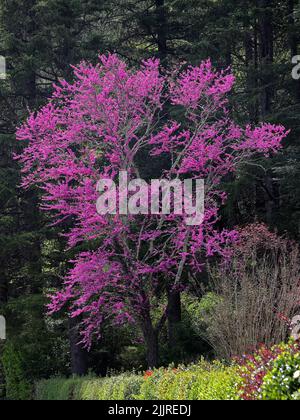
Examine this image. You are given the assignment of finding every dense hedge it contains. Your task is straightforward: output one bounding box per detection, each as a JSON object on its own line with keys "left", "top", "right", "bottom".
{"left": 35, "top": 374, "right": 143, "bottom": 401}
{"left": 136, "top": 362, "right": 240, "bottom": 400}
{"left": 35, "top": 342, "right": 300, "bottom": 401}
{"left": 35, "top": 362, "right": 240, "bottom": 401}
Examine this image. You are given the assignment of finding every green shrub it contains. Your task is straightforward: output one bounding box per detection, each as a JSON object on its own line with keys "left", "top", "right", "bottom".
{"left": 262, "top": 351, "right": 300, "bottom": 400}
{"left": 35, "top": 374, "right": 143, "bottom": 400}
{"left": 136, "top": 361, "right": 240, "bottom": 401}
{"left": 79, "top": 375, "right": 143, "bottom": 400}
{"left": 35, "top": 361, "right": 240, "bottom": 401}
{"left": 2, "top": 342, "right": 32, "bottom": 400}
{"left": 35, "top": 376, "right": 85, "bottom": 400}
{"left": 291, "top": 390, "right": 300, "bottom": 400}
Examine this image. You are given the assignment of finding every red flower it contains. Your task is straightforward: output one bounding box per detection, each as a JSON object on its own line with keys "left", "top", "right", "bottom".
{"left": 144, "top": 370, "right": 153, "bottom": 379}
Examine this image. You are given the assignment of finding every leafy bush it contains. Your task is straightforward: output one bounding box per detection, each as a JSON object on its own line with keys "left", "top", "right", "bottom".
{"left": 237, "top": 340, "right": 300, "bottom": 400}
{"left": 36, "top": 374, "right": 144, "bottom": 401}
{"left": 33, "top": 341, "right": 300, "bottom": 401}
{"left": 1, "top": 342, "right": 32, "bottom": 400}
{"left": 79, "top": 375, "right": 144, "bottom": 400}
{"left": 136, "top": 361, "right": 240, "bottom": 400}
{"left": 36, "top": 362, "right": 240, "bottom": 401}
{"left": 261, "top": 351, "right": 300, "bottom": 400}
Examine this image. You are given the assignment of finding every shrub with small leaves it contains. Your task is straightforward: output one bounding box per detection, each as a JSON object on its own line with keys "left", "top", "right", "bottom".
{"left": 261, "top": 351, "right": 300, "bottom": 400}
{"left": 237, "top": 340, "right": 300, "bottom": 400}
{"left": 36, "top": 361, "right": 240, "bottom": 400}
{"left": 36, "top": 374, "right": 144, "bottom": 401}
{"left": 136, "top": 361, "right": 240, "bottom": 400}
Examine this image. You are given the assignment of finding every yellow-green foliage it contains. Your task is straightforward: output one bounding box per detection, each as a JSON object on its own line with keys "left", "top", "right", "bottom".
{"left": 36, "top": 361, "right": 240, "bottom": 401}
{"left": 35, "top": 374, "right": 143, "bottom": 401}
{"left": 136, "top": 361, "right": 240, "bottom": 400}
{"left": 79, "top": 375, "right": 144, "bottom": 400}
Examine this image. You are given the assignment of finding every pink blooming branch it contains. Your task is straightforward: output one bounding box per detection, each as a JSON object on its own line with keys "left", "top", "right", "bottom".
{"left": 17, "top": 54, "right": 288, "bottom": 360}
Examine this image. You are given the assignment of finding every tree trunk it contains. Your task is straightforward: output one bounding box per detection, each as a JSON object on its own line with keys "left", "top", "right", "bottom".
{"left": 154, "top": 0, "right": 183, "bottom": 352}
{"left": 69, "top": 318, "right": 88, "bottom": 376}
{"left": 0, "top": 266, "right": 7, "bottom": 306}
{"left": 146, "top": 331, "right": 159, "bottom": 369}
{"left": 167, "top": 289, "right": 182, "bottom": 349}
{"left": 257, "top": 0, "right": 277, "bottom": 222}
{"left": 257, "top": 0, "right": 274, "bottom": 117}
{"left": 288, "top": 0, "right": 300, "bottom": 101}
{"left": 141, "top": 315, "right": 159, "bottom": 368}
{"left": 245, "top": 28, "right": 259, "bottom": 123}
{"left": 263, "top": 174, "right": 278, "bottom": 225}
{"left": 288, "top": 0, "right": 298, "bottom": 57}
{"left": 155, "top": 0, "right": 167, "bottom": 64}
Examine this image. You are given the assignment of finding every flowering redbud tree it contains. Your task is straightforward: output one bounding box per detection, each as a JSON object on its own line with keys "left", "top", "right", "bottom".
{"left": 17, "top": 55, "right": 288, "bottom": 367}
